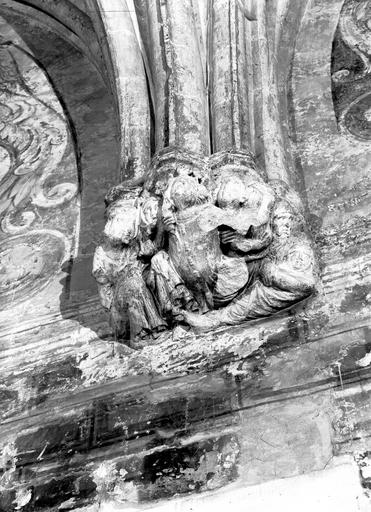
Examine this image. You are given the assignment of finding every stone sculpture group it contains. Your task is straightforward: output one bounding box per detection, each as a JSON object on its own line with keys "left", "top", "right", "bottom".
{"left": 93, "top": 150, "right": 316, "bottom": 347}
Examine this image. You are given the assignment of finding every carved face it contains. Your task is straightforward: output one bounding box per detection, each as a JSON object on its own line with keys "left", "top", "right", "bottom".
{"left": 217, "top": 177, "right": 247, "bottom": 209}
{"left": 140, "top": 197, "right": 158, "bottom": 232}
{"left": 104, "top": 201, "right": 138, "bottom": 244}
{"left": 272, "top": 204, "right": 294, "bottom": 239}
{"left": 168, "top": 176, "right": 209, "bottom": 210}
{"left": 270, "top": 180, "right": 303, "bottom": 215}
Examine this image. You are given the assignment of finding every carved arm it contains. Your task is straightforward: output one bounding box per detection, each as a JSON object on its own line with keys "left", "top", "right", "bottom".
{"left": 92, "top": 245, "right": 116, "bottom": 310}
{"left": 138, "top": 239, "right": 157, "bottom": 259}
{"left": 261, "top": 247, "right": 316, "bottom": 295}
{"left": 220, "top": 223, "right": 272, "bottom": 259}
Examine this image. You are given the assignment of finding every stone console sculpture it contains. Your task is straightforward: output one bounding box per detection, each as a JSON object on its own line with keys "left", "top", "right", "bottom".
{"left": 93, "top": 150, "right": 316, "bottom": 347}
{"left": 91, "top": 0, "right": 318, "bottom": 347}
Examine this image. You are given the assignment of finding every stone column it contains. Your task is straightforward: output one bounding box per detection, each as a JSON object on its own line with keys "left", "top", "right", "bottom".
{"left": 249, "top": 0, "right": 291, "bottom": 183}
{"left": 209, "top": 0, "right": 252, "bottom": 153}
{"left": 134, "top": 0, "right": 209, "bottom": 155}
{"left": 209, "top": 0, "right": 294, "bottom": 183}
{"left": 96, "top": 0, "right": 151, "bottom": 179}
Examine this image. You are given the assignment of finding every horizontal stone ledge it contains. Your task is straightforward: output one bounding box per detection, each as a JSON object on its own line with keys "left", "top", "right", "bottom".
{"left": 0, "top": 310, "right": 293, "bottom": 379}
{"left": 2, "top": 361, "right": 371, "bottom": 440}
{"left": 1, "top": 314, "right": 370, "bottom": 420}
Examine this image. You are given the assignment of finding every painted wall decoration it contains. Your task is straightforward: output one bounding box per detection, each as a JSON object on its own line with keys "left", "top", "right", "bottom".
{"left": 0, "top": 40, "right": 79, "bottom": 308}
{"left": 332, "top": 0, "right": 371, "bottom": 140}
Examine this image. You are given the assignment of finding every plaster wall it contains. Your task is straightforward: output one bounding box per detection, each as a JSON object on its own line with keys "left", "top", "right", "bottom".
{"left": 0, "top": 0, "right": 371, "bottom": 511}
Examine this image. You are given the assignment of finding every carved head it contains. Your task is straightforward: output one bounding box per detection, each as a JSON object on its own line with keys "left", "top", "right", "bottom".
{"left": 216, "top": 177, "right": 248, "bottom": 209}
{"left": 270, "top": 180, "right": 304, "bottom": 216}
{"left": 140, "top": 196, "right": 158, "bottom": 233}
{"left": 246, "top": 182, "right": 275, "bottom": 224}
{"left": 272, "top": 201, "right": 301, "bottom": 239}
{"left": 216, "top": 176, "right": 274, "bottom": 225}
{"left": 104, "top": 199, "right": 139, "bottom": 245}
{"left": 166, "top": 176, "right": 209, "bottom": 211}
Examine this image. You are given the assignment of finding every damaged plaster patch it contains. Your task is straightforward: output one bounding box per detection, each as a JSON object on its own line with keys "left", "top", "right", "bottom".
{"left": 58, "top": 497, "right": 77, "bottom": 510}
{"left": 75, "top": 461, "right": 370, "bottom": 512}
{"left": 357, "top": 452, "right": 371, "bottom": 482}
{"left": 357, "top": 351, "right": 371, "bottom": 368}
{"left": 73, "top": 316, "right": 292, "bottom": 382}
{"left": 92, "top": 461, "right": 138, "bottom": 505}
{"left": 138, "top": 434, "right": 240, "bottom": 501}
{"left": 355, "top": 452, "right": 371, "bottom": 506}
{"left": 87, "top": 434, "right": 239, "bottom": 505}
{"left": 111, "top": 479, "right": 138, "bottom": 504}
{"left": 339, "top": 284, "right": 371, "bottom": 314}
{"left": 0, "top": 438, "right": 17, "bottom": 491}
{"left": 77, "top": 340, "right": 133, "bottom": 386}
{"left": 13, "top": 487, "right": 32, "bottom": 510}
{"left": 92, "top": 461, "right": 118, "bottom": 495}
{"left": 70, "top": 327, "right": 98, "bottom": 346}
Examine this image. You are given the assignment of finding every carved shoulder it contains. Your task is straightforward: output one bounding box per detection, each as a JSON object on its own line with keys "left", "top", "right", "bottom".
{"left": 286, "top": 239, "right": 315, "bottom": 274}
{"left": 92, "top": 245, "right": 117, "bottom": 284}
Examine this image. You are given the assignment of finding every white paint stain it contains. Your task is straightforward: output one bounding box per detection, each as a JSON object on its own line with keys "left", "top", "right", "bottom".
{"left": 37, "top": 442, "right": 49, "bottom": 461}
{"left": 13, "top": 487, "right": 32, "bottom": 510}
{"left": 357, "top": 351, "right": 371, "bottom": 368}
{"left": 92, "top": 461, "right": 118, "bottom": 494}
{"left": 0, "top": 438, "right": 17, "bottom": 491}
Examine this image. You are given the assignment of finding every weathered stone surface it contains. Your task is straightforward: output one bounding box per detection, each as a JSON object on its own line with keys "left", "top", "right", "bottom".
{"left": 0, "top": 0, "right": 371, "bottom": 510}
{"left": 93, "top": 147, "right": 316, "bottom": 345}
{"left": 73, "top": 462, "right": 369, "bottom": 512}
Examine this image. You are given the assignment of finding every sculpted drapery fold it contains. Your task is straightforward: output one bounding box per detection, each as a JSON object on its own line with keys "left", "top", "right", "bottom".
{"left": 93, "top": 0, "right": 316, "bottom": 347}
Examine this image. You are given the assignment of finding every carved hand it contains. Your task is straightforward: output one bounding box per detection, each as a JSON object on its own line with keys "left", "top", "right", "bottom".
{"left": 231, "top": 237, "right": 254, "bottom": 252}
{"left": 138, "top": 239, "right": 156, "bottom": 258}
{"left": 220, "top": 229, "right": 254, "bottom": 253}
{"left": 162, "top": 211, "right": 176, "bottom": 234}
{"left": 240, "top": 226, "right": 273, "bottom": 255}
{"left": 220, "top": 229, "right": 238, "bottom": 245}
{"left": 97, "top": 282, "right": 114, "bottom": 310}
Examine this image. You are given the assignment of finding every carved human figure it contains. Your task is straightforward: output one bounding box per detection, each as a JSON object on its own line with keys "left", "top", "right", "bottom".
{"left": 93, "top": 195, "right": 166, "bottom": 345}
{"left": 93, "top": 158, "right": 316, "bottom": 341}
{"left": 259, "top": 201, "right": 315, "bottom": 300}
{"left": 149, "top": 175, "right": 222, "bottom": 314}
{"left": 218, "top": 178, "right": 273, "bottom": 260}
{"left": 94, "top": 0, "right": 318, "bottom": 342}
{"left": 183, "top": 194, "right": 316, "bottom": 331}
{"left": 147, "top": 167, "right": 275, "bottom": 318}
{"left": 213, "top": 174, "right": 274, "bottom": 306}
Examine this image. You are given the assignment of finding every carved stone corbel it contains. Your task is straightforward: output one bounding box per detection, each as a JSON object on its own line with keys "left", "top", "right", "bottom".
{"left": 94, "top": 148, "right": 316, "bottom": 345}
